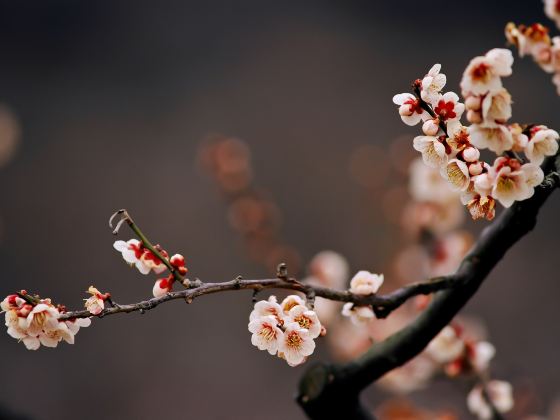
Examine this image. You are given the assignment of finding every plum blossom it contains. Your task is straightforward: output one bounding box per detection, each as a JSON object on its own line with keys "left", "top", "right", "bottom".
{"left": 469, "top": 125, "right": 513, "bottom": 154}
{"left": 481, "top": 88, "right": 512, "bottom": 123}
{"left": 248, "top": 315, "right": 284, "bottom": 355}
{"left": 341, "top": 303, "right": 375, "bottom": 325}
{"left": 3, "top": 292, "right": 90, "bottom": 350}
{"left": 426, "top": 326, "right": 465, "bottom": 364}
{"left": 490, "top": 158, "right": 544, "bottom": 207}
{"left": 409, "top": 157, "right": 459, "bottom": 204}
{"left": 467, "top": 380, "right": 514, "bottom": 420}
{"left": 392, "top": 93, "right": 429, "bottom": 126}
{"left": 152, "top": 277, "right": 173, "bottom": 298}
{"left": 349, "top": 271, "right": 384, "bottom": 295}
{"left": 441, "top": 159, "right": 470, "bottom": 191}
{"left": 526, "top": 125, "right": 559, "bottom": 165}
{"left": 461, "top": 192, "right": 496, "bottom": 221}
{"left": 421, "top": 63, "right": 447, "bottom": 105}
{"left": 509, "top": 123, "right": 529, "bottom": 152}
{"left": 278, "top": 322, "right": 315, "bottom": 366}
{"left": 287, "top": 305, "right": 322, "bottom": 339}
{"left": 280, "top": 294, "right": 306, "bottom": 315}
{"left": 470, "top": 341, "right": 496, "bottom": 372}
{"left": 413, "top": 135, "right": 448, "bottom": 168}
{"left": 83, "top": 286, "right": 110, "bottom": 315}
{"left": 113, "top": 239, "right": 166, "bottom": 275}
{"left": 461, "top": 49, "right": 513, "bottom": 96}
{"left": 433, "top": 92, "right": 465, "bottom": 122}
{"left": 250, "top": 295, "right": 283, "bottom": 322}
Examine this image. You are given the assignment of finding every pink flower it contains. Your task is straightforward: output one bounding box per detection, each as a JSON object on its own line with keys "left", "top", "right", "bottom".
{"left": 526, "top": 125, "right": 559, "bottom": 165}
{"left": 287, "top": 305, "right": 322, "bottom": 339}
{"left": 341, "top": 303, "right": 375, "bottom": 325}
{"left": 250, "top": 296, "right": 283, "bottom": 322}
{"left": 461, "top": 49, "right": 513, "bottom": 96}
{"left": 413, "top": 135, "right": 448, "bottom": 168}
{"left": 84, "top": 286, "right": 109, "bottom": 315}
{"left": 420, "top": 64, "right": 447, "bottom": 105}
{"left": 392, "top": 93, "right": 429, "bottom": 126}
{"left": 278, "top": 323, "right": 315, "bottom": 366}
{"left": 248, "top": 315, "right": 284, "bottom": 355}
{"left": 426, "top": 326, "right": 465, "bottom": 364}
{"left": 349, "top": 271, "right": 384, "bottom": 295}
{"left": 152, "top": 277, "right": 173, "bottom": 298}
{"left": 467, "top": 380, "right": 513, "bottom": 419}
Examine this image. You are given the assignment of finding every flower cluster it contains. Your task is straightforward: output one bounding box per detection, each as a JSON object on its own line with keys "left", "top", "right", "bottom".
{"left": 248, "top": 295, "right": 322, "bottom": 366}
{"left": 113, "top": 239, "right": 188, "bottom": 298}
{"left": 467, "top": 380, "right": 514, "bottom": 420}
{"left": 393, "top": 51, "right": 557, "bottom": 222}
{"left": 2, "top": 291, "right": 90, "bottom": 350}
{"left": 506, "top": 21, "right": 560, "bottom": 95}
{"left": 425, "top": 323, "right": 513, "bottom": 419}
{"left": 341, "top": 271, "right": 384, "bottom": 325}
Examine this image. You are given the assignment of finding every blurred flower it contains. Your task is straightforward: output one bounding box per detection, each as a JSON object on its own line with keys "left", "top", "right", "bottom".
{"left": 0, "top": 106, "right": 20, "bottom": 169}
{"left": 377, "top": 355, "right": 436, "bottom": 394}
{"left": 467, "top": 380, "right": 514, "bottom": 419}
{"left": 341, "top": 303, "right": 375, "bottom": 325}
{"left": 426, "top": 326, "right": 465, "bottom": 364}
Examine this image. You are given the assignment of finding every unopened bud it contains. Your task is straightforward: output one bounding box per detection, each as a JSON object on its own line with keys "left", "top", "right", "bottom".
{"left": 422, "top": 119, "right": 440, "bottom": 136}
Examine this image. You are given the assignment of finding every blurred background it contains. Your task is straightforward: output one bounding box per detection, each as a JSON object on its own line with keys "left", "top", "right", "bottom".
{"left": 0, "top": 0, "right": 559, "bottom": 419}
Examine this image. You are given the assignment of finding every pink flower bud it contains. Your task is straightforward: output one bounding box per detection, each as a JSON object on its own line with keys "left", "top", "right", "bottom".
{"left": 422, "top": 119, "right": 440, "bottom": 136}
{"left": 467, "top": 110, "right": 482, "bottom": 124}
{"left": 463, "top": 147, "right": 480, "bottom": 162}
{"left": 399, "top": 104, "right": 413, "bottom": 116}
{"left": 469, "top": 162, "right": 483, "bottom": 176}
{"left": 465, "top": 95, "right": 482, "bottom": 111}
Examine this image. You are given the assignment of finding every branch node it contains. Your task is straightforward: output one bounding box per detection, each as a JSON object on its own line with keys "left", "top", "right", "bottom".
{"left": 276, "top": 263, "right": 288, "bottom": 280}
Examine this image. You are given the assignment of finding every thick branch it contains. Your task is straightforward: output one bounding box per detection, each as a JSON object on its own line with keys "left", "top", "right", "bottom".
{"left": 296, "top": 156, "right": 559, "bottom": 419}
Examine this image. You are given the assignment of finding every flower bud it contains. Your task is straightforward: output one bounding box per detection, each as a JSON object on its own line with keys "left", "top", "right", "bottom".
{"left": 422, "top": 119, "right": 440, "bottom": 136}
{"left": 467, "top": 110, "right": 482, "bottom": 124}
{"left": 398, "top": 104, "right": 413, "bottom": 116}
{"left": 465, "top": 95, "right": 482, "bottom": 111}
{"left": 463, "top": 147, "right": 480, "bottom": 162}
{"left": 469, "top": 162, "right": 483, "bottom": 176}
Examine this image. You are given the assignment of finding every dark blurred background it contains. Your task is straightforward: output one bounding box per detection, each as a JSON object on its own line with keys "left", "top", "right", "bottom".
{"left": 0, "top": 1, "right": 558, "bottom": 419}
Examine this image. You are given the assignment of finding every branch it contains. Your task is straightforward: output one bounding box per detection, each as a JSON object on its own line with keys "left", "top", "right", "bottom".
{"left": 296, "top": 155, "right": 559, "bottom": 420}
{"left": 59, "top": 275, "right": 455, "bottom": 320}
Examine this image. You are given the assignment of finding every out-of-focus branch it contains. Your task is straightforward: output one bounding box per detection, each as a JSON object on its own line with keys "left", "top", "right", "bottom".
{"left": 296, "top": 155, "right": 559, "bottom": 420}
{"left": 59, "top": 274, "right": 454, "bottom": 320}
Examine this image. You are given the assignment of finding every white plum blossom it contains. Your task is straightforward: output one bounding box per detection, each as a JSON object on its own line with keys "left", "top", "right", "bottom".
{"left": 280, "top": 294, "right": 306, "bottom": 315}
{"left": 278, "top": 322, "right": 315, "bottom": 366}
{"left": 467, "top": 380, "right": 514, "bottom": 420}
{"left": 470, "top": 341, "right": 496, "bottom": 372}
{"left": 113, "top": 239, "right": 151, "bottom": 274}
{"left": 421, "top": 63, "right": 447, "bottom": 105}
{"left": 248, "top": 295, "right": 322, "bottom": 365}
{"left": 413, "top": 135, "right": 448, "bottom": 168}
{"left": 341, "top": 303, "right": 375, "bottom": 325}
{"left": 526, "top": 126, "right": 560, "bottom": 165}
{"left": 248, "top": 315, "right": 284, "bottom": 355}
{"left": 409, "top": 157, "right": 459, "bottom": 204}
{"left": 84, "top": 286, "right": 107, "bottom": 315}
{"left": 392, "top": 93, "right": 429, "bottom": 126}
{"left": 441, "top": 159, "right": 470, "bottom": 191}
{"left": 426, "top": 326, "right": 465, "bottom": 364}
{"left": 3, "top": 293, "right": 91, "bottom": 350}
{"left": 490, "top": 158, "right": 544, "bottom": 207}
{"left": 461, "top": 49, "right": 513, "bottom": 96}
{"left": 469, "top": 125, "right": 514, "bottom": 154}
{"left": 287, "top": 305, "right": 322, "bottom": 339}
{"left": 250, "top": 295, "right": 283, "bottom": 322}
{"left": 349, "top": 271, "right": 384, "bottom": 295}
{"left": 481, "top": 88, "right": 512, "bottom": 123}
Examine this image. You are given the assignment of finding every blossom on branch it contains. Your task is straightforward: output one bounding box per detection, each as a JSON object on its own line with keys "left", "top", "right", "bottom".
{"left": 248, "top": 295, "right": 321, "bottom": 366}
{"left": 467, "top": 380, "right": 514, "bottom": 419}
{"left": 84, "top": 286, "right": 110, "bottom": 315}
{"left": 3, "top": 291, "right": 90, "bottom": 350}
